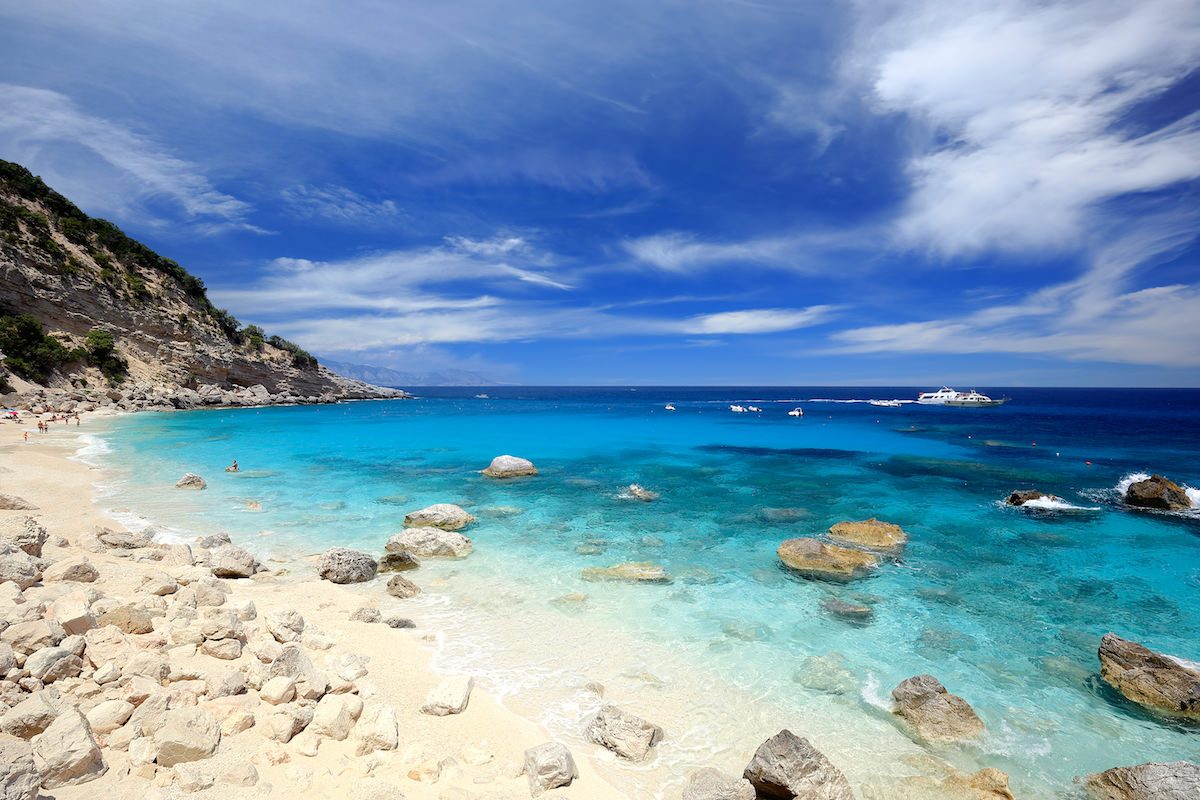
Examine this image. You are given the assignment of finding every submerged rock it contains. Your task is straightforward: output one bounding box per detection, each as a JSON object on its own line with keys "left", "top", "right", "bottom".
{"left": 626, "top": 484, "right": 660, "bottom": 502}
{"left": 777, "top": 538, "right": 878, "bottom": 582}
{"left": 377, "top": 551, "right": 420, "bottom": 572}
{"left": 1124, "top": 475, "right": 1192, "bottom": 511}
{"left": 1098, "top": 633, "right": 1200, "bottom": 719}
{"left": 1081, "top": 761, "right": 1200, "bottom": 800}
{"left": 176, "top": 473, "right": 207, "bottom": 490}
{"left": 386, "top": 574, "right": 420, "bottom": 598}
{"left": 581, "top": 562, "right": 672, "bottom": 584}
{"left": 683, "top": 767, "right": 756, "bottom": 800}
{"left": 316, "top": 548, "right": 378, "bottom": 584}
{"left": 741, "top": 728, "right": 853, "bottom": 799}
{"left": 828, "top": 518, "right": 908, "bottom": 549}
{"left": 524, "top": 742, "right": 578, "bottom": 796}
{"left": 820, "top": 597, "right": 873, "bottom": 622}
{"left": 891, "top": 674, "right": 984, "bottom": 743}
{"left": 403, "top": 503, "right": 475, "bottom": 531}
{"left": 584, "top": 704, "right": 663, "bottom": 761}
{"left": 482, "top": 454, "right": 538, "bottom": 478}
{"left": 385, "top": 528, "right": 472, "bottom": 558}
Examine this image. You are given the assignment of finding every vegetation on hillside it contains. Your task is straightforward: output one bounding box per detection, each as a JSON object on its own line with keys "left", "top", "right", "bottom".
{"left": 0, "top": 311, "right": 129, "bottom": 386}
{"left": 0, "top": 159, "right": 320, "bottom": 376}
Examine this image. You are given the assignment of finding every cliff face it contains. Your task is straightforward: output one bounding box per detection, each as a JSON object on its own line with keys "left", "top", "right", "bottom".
{"left": 0, "top": 160, "right": 405, "bottom": 407}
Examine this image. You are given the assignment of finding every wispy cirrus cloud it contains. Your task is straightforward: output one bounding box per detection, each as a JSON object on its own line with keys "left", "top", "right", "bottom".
{"left": 0, "top": 83, "right": 261, "bottom": 233}
{"left": 680, "top": 306, "right": 837, "bottom": 335}
{"left": 623, "top": 229, "right": 869, "bottom": 272}
{"left": 850, "top": 0, "right": 1200, "bottom": 257}
{"left": 281, "top": 184, "right": 404, "bottom": 225}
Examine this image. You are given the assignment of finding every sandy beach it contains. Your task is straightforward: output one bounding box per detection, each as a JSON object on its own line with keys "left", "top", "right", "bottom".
{"left": 0, "top": 412, "right": 634, "bottom": 800}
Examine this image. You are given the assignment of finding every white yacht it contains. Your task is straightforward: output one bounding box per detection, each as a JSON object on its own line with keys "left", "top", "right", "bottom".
{"left": 916, "top": 387, "right": 961, "bottom": 405}
{"left": 747, "top": 405, "right": 762, "bottom": 413}
{"left": 944, "top": 390, "right": 1007, "bottom": 407}
{"left": 729, "top": 405, "right": 747, "bottom": 413}
{"left": 787, "top": 407, "right": 804, "bottom": 417}
{"left": 664, "top": 404, "right": 676, "bottom": 411}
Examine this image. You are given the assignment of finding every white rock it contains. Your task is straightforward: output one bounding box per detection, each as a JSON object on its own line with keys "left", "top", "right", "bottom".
{"left": 1, "top": 692, "right": 59, "bottom": 738}
{"left": 209, "top": 545, "right": 258, "bottom": 578}
{"left": 0, "top": 738, "right": 39, "bottom": 800}
{"left": 31, "top": 708, "right": 106, "bottom": 787}
{"left": 403, "top": 504, "right": 476, "bottom": 531}
{"left": 221, "top": 762, "right": 259, "bottom": 787}
{"left": 354, "top": 704, "right": 399, "bottom": 755}
{"left": 385, "top": 528, "right": 473, "bottom": 558}
{"left": 24, "top": 645, "right": 82, "bottom": 683}
{"left": 310, "top": 693, "right": 363, "bottom": 740}
{"left": 259, "top": 676, "right": 296, "bottom": 705}
{"left": 267, "top": 644, "right": 328, "bottom": 700}
{"left": 584, "top": 704, "right": 663, "bottom": 761}
{"left": 229, "top": 598, "right": 256, "bottom": 620}
{"left": 266, "top": 609, "right": 305, "bottom": 643}
{"left": 139, "top": 571, "right": 178, "bottom": 596}
{"left": 176, "top": 473, "right": 207, "bottom": 490}
{"left": 152, "top": 707, "right": 221, "bottom": 766}
{"left": 47, "top": 590, "right": 98, "bottom": 636}
{"left": 43, "top": 557, "right": 99, "bottom": 583}
{"left": 316, "top": 548, "right": 378, "bottom": 584}
{"left": 481, "top": 454, "right": 538, "bottom": 478}
{"left": 85, "top": 700, "right": 135, "bottom": 734}
{"left": 420, "top": 676, "right": 473, "bottom": 716}
{"left": 524, "top": 742, "right": 578, "bottom": 796}
{"left": 94, "top": 662, "right": 121, "bottom": 684}
{"left": 264, "top": 704, "right": 313, "bottom": 743}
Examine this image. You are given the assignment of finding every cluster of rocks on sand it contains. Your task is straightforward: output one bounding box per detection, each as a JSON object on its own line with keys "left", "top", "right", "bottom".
{"left": 2, "top": 379, "right": 409, "bottom": 416}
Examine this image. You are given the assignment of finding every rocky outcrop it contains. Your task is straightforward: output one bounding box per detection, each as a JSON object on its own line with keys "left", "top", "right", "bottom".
{"left": 316, "top": 548, "right": 378, "bottom": 584}
{"left": 584, "top": 704, "right": 663, "bottom": 761}
{"left": 1081, "top": 761, "right": 1200, "bottom": 800}
{"left": 777, "top": 538, "right": 878, "bottom": 582}
{"left": 1006, "top": 489, "right": 1059, "bottom": 506}
{"left": 378, "top": 551, "right": 420, "bottom": 572}
{"left": 0, "top": 516, "right": 47, "bottom": 557}
{"left": 385, "top": 528, "right": 473, "bottom": 558}
{"left": 891, "top": 674, "right": 984, "bottom": 743}
{"left": 828, "top": 518, "right": 907, "bottom": 549}
{"left": 683, "top": 767, "right": 756, "bottom": 800}
{"left": 1124, "top": 475, "right": 1192, "bottom": 511}
{"left": 581, "top": 562, "right": 672, "bottom": 584}
{"left": 482, "top": 455, "right": 538, "bottom": 478}
{"left": 741, "top": 729, "right": 853, "bottom": 800}
{"left": 403, "top": 503, "right": 475, "bottom": 531}
{"left": 1098, "top": 633, "right": 1200, "bottom": 719}
{"left": 0, "top": 494, "right": 36, "bottom": 511}
{"left": 1, "top": 160, "right": 410, "bottom": 406}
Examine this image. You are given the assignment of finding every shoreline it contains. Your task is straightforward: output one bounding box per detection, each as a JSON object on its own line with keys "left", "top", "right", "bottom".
{"left": 0, "top": 413, "right": 633, "bottom": 799}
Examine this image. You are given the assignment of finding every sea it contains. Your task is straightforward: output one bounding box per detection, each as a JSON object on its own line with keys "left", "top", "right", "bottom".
{"left": 79, "top": 387, "right": 1200, "bottom": 798}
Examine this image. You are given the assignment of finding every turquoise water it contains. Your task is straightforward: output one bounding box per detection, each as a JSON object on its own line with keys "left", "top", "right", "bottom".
{"left": 87, "top": 388, "right": 1200, "bottom": 797}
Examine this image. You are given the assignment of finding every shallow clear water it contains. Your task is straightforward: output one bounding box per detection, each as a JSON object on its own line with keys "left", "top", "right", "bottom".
{"left": 89, "top": 387, "right": 1200, "bottom": 797}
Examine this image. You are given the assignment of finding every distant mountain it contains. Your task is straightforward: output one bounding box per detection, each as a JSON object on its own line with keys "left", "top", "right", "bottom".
{"left": 321, "top": 359, "right": 501, "bottom": 387}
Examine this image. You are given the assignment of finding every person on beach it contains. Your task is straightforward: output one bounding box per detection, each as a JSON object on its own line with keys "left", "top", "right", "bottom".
{"left": 226, "top": 459, "right": 239, "bottom": 473}
{"left": 23, "top": 431, "right": 28, "bottom": 442}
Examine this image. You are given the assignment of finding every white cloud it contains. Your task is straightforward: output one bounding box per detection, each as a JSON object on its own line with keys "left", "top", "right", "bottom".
{"left": 850, "top": 0, "right": 1200, "bottom": 256}
{"left": 0, "top": 83, "right": 259, "bottom": 232}
{"left": 680, "top": 306, "right": 837, "bottom": 335}
{"left": 281, "top": 184, "right": 403, "bottom": 224}
{"left": 623, "top": 230, "right": 868, "bottom": 272}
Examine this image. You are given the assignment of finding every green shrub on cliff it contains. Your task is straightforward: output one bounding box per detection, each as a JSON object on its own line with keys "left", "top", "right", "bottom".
{"left": 0, "top": 313, "right": 73, "bottom": 382}
{"left": 83, "top": 328, "right": 127, "bottom": 385}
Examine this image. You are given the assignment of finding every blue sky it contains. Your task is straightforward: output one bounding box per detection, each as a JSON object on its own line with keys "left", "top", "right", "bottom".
{"left": 2, "top": 0, "right": 1198, "bottom": 385}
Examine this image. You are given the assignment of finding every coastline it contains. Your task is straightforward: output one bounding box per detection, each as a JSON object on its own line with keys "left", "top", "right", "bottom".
{"left": 0, "top": 413, "right": 632, "bottom": 799}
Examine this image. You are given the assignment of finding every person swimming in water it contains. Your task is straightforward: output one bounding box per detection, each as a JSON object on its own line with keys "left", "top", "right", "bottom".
{"left": 226, "top": 459, "right": 239, "bottom": 473}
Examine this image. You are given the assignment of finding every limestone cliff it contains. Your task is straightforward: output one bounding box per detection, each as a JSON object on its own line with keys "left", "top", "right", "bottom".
{"left": 0, "top": 159, "right": 406, "bottom": 408}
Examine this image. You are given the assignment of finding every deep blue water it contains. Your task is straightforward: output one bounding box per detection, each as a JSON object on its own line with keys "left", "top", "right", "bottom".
{"left": 89, "top": 387, "right": 1200, "bottom": 797}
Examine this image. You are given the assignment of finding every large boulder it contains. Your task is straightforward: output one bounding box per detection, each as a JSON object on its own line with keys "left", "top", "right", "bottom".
{"left": 1098, "top": 633, "right": 1200, "bottom": 719}
{"left": 742, "top": 729, "right": 853, "bottom": 800}
{"left": 524, "top": 742, "right": 578, "bottom": 796}
{"left": 777, "top": 538, "right": 878, "bottom": 582}
{"left": 0, "top": 494, "right": 37, "bottom": 511}
{"left": 420, "top": 676, "right": 473, "bottom": 716}
{"left": 0, "top": 516, "right": 47, "bottom": 556}
{"left": 482, "top": 454, "right": 538, "bottom": 478}
{"left": 1124, "top": 475, "right": 1192, "bottom": 511}
{"left": 1081, "top": 761, "right": 1200, "bottom": 800}
{"left": 176, "top": 473, "right": 207, "bottom": 490}
{"left": 0, "top": 543, "right": 42, "bottom": 590}
{"left": 0, "top": 738, "right": 39, "bottom": 800}
{"left": 584, "top": 704, "right": 662, "bottom": 761}
{"left": 152, "top": 707, "right": 221, "bottom": 766}
{"left": 31, "top": 708, "right": 106, "bottom": 788}
{"left": 683, "top": 767, "right": 756, "bottom": 800}
{"left": 891, "top": 674, "right": 984, "bottom": 743}
{"left": 316, "top": 548, "right": 378, "bottom": 584}
{"left": 43, "top": 557, "right": 99, "bottom": 583}
{"left": 581, "top": 562, "right": 672, "bottom": 584}
{"left": 1, "top": 692, "right": 60, "bottom": 738}
{"left": 403, "top": 504, "right": 475, "bottom": 531}
{"left": 309, "top": 693, "right": 364, "bottom": 740}
{"left": 828, "top": 518, "right": 907, "bottom": 549}
{"left": 209, "top": 544, "right": 258, "bottom": 578}
{"left": 385, "top": 528, "right": 473, "bottom": 558}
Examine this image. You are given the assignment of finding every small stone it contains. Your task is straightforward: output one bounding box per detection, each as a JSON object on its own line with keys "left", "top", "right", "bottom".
{"left": 682, "top": 767, "right": 756, "bottom": 800}
{"left": 384, "top": 616, "right": 415, "bottom": 629}
{"left": 152, "top": 707, "right": 222, "bottom": 766}
{"left": 176, "top": 473, "right": 207, "bottom": 490}
{"left": 891, "top": 674, "right": 985, "bottom": 743}
{"left": 209, "top": 544, "right": 258, "bottom": 578}
{"left": 266, "top": 609, "right": 305, "bottom": 643}
{"left": 524, "top": 742, "right": 578, "bottom": 796}
{"left": 584, "top": 704, "right": 663, "bottom": 761}
{"left": 377, "top": 551, "right": 420, "bottom": 573}
{"left": 481, "top": 454, "right": 538, "bottom": 478}
{"left": 260, "top": 676, "right": 296, "bottom": 705}
{"left": 403, "top": 504, "right": 475, "bottom": 531}
{"left": 349, "top": 607, "right": 382, "bottom": 623}
{"left": 420, "top": 676, "right": 473, "bottom": 716}
{"left": 386, "top": 574, "right": 421, "bottom": 598}
{"left": 220, "top": 762, "right": 259, "bottom": 787}
{"left": 317, "top": 547, "right": 378, "bottom": 584}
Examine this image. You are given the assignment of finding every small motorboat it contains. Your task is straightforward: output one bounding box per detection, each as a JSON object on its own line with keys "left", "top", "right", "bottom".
{"left": 730, "top": 405, "right": 747, "bottom": 413}
{"left": 664, "top": 404, "right": 676, "bottom": 411}
{"left": 747, "top": 406, "right": 762, "bottom": 413}
{"left": 787, "top": 408, "right": 804, "bottom": 417}
{"left": 474, "top": 393, "right": 490, "bottom": 399}
{"left": 869, "top": 399, "right": 902, "bottom": 408}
